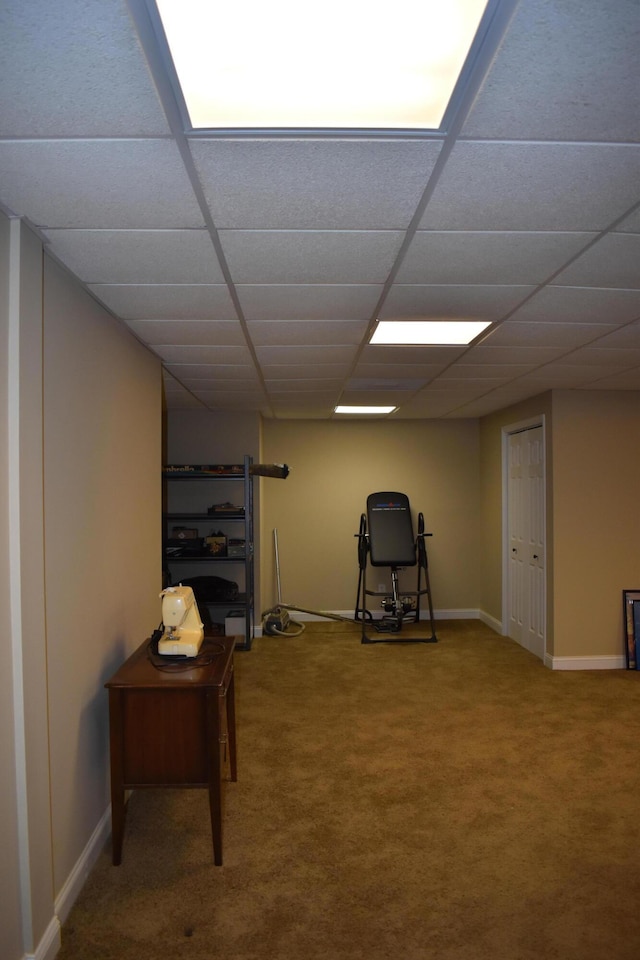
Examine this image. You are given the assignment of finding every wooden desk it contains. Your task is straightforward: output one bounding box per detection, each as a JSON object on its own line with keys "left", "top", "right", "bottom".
{"left": 105, "top": 635, "right": 236, "bottom": 866}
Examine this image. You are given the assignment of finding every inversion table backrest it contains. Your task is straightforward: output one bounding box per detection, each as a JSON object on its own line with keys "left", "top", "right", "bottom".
{"left": 367, "top": 492, "right": 416, "bottom": 567}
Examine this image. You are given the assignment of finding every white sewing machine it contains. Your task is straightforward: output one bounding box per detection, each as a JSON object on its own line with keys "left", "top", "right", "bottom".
{"left": 158, "top": 585, "right": 204, "bottom": 657}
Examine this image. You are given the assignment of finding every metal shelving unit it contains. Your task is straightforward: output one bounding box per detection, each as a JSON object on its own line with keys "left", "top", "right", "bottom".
{"left": 162, "top": 455, "right": 254, "bottom": 650}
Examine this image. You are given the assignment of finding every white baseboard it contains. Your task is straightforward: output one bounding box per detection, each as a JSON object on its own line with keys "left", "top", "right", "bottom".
{"left": 260, "top": 607, "right": 485, "bottom": 624}
{"left": 27, "top": 916, "right": 61, "bottom": 960}
{"left": 257, "top": 610, "right": 626, "bottom": 670}
{"left": 22, "top": 802, "right": 113, "bottom": 960}
{"left": 544, "top": 654, "right": 627, "bottom": 671}
{"left": 54, "top": 804, "right": 111, "bottom": 926}
{"left": 478, "top": 610, "right": 502, "bottom": 633}
{"left": 432, "top": 608, "right": 484, "bottom": 621}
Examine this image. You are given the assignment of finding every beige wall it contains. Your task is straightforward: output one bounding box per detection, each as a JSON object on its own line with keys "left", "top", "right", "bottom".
{"left": 551, "top": 390, "right": 640, "bottom": 658}
{"left": 1, "top": 218, "right": 162, "bottom": 960}
{"left": 44, "top": 256, "right": 162, "bottom": 894}
{"left": 165, "top": 409, "right": 261, "bottom": 464}
{"left": 260, "top": 418, "right": 481, "bottom": 615}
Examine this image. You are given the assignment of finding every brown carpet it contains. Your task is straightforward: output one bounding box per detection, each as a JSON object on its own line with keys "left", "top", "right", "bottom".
{"left": 58, "top": 620, "right": 640, "bottom": 960}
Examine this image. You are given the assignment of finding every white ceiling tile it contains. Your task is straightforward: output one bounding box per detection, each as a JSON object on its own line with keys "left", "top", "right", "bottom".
{"left": 346, "top": 378, "right": 426, "bottom": 391}
{"left": 155, "top": 345, "right": 253, "bottom": 364}
{"left": 351, "top": 363, "right": 448, "bottom": 379}
{"left": 44, "top": 230, "right": 224, "bottom": 284}
{"left": 260, "top": 364, "right": 351, "bottom": 379}
{"left": 0, "top": 140, "right": 204, "bottom": 228}
{"left": 339, "top": 390, "right": 420, "bottom": 405}
{"left": 424, "top": 380, "right": 507, "bottom": 393}
{"left": 0, "top": 0, "right": 169, "bottom": 137}
{"left": 125, "top": 320, "right": 245, "bottom": 346}
{"left": 381, "top": 284, "right": 533, "bottom": 319}
{"left": 194, "top": 394, "right": 272, "bottom": 411}
{"left": 438, "top": 364, "right": 534, "bottom": 380}
{"left": 508, "top": 286, "right": 640, "bottom": 324}
{"left": 269, "top": 395, "right": 342, "bottom": 412}
{"left": 165, "top": 363, "right": 258, "bottom": 379}
{"left": 589, "top": 321, "right": 640, "bottom": 348}
{"left": 584, "top": 369, "right": 640, "bottom": 389}
{"left": 529, "top": 362, "right": 630, "bottom": 382}
{"left": 237, "top": 285, "right": 381, "bottom": 321}
{"left": 482, "top": 321, "right": 614, "bottom": 348}
{"left": 418, "top": 143, "right": 640, "bottom": 231}
{"left": 391, "top": 395, "right": 480, "bottom": 418}
{"left": 255, "top": 345, "right": 358, "bottom": 364}
{"left": 246, "top": 320, "right": 368, "bottom": 346}
{"left": 265, "top": 380, "right": 344, "bottom": 392}
{"left": 463, "top": 344, "right": 564, "bottom": 364}
{"left": 220, "top": 230, "right": 404, "bottom": 283}
{"left": 189, "top": 139, "right": 444, "bottom": 229}
{"left": 396, "top": 232, "right": 594, "bottom": 285}
{"left": 551, "top": 235, "right": 640, "bottom": 289}
{"left": 515, "top": 366, "right": 621, "bottom": 387}
{"left": 358, "top": 344, "right": 466, "bottom": 365}
{"left": 181, "top": 381, "right": 264, "bottom": 393}
{"left": 88, "top": 284, "right": 236, "bottom": 320}
{"left": 461, "top": 0, "right": 640, "bottom": 142}
{"left": 559, "top": 346, "right": 640, "bottom": 366}
{"left": 443, "top": 390, "right": 543, "bottom": 418}
{"left": 615, "top": 208, "right": 640, "bottom": 233}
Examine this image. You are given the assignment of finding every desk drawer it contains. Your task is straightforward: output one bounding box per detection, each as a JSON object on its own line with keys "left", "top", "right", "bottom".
{"left": 121, "top": 689, "right": 208, "bottom": 785}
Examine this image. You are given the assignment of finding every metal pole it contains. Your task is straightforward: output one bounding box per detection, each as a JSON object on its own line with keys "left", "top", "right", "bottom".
{"left": 273, "top": 528, "right": 282, "bottom": 604}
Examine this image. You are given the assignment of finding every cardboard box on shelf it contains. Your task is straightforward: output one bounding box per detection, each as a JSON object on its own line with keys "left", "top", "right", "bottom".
{"left": 225, "top": 611, "right": 245, "bottom": 636}
{"left": 206, "top": 533, "right": 227, "bottom": 556}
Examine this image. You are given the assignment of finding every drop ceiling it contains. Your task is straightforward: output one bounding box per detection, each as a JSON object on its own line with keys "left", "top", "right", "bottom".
{"left": 0, "top": 0, "right": 638, "bottom": 419}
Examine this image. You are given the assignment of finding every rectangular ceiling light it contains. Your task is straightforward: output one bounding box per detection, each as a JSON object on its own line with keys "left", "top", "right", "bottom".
{"left": 370, "top": 320, "right": 492, "bottom": 345}
{"left": 335, "top": 406, "right": 397, "bottom": 415}
{"left": 154, "top": 0, "right": 490, "bottom": 130}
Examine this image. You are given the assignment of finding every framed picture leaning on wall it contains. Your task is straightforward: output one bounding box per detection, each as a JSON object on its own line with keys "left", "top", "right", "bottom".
{"left": 623, "top": 590, "right": 640, "bottom": 670}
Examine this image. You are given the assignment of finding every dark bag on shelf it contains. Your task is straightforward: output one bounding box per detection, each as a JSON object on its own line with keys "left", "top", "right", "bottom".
{"left": 175, "top": 575, "right": 240, "bottom": 603}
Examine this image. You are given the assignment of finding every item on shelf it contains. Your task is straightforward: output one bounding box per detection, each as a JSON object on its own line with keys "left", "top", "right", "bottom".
{"left": 163, "top": 464, "right": 244, "bottom": 477}
{"left": 206, "top": 531, "right": 227, "bottom": 556}
{"left": 227, "top": 539, "right": 245, "bottom": 557}
{"left": 171, "top": 526, "right": 199, "bottom": 539}
{"left": 177, "top": 575, "right": 240, "bottom": 603}
{"left": 157, "top": 585, "right": 204, "bottom": 658}
{"left": 208, "top": 501, "right": 244, "bottom": 515}
{"left": 225, "top": 610, "right": 246, "bottom": 636}
{"left": 249, "top": 463, "right": 290, "bottom": 479}
{"left": 165, "top": 538, "right": 205, "bottom": 556}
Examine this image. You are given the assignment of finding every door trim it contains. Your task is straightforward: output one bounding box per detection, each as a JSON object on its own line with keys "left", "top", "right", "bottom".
{"left": 501, "top": 415, "right": 547, "bottom": 654}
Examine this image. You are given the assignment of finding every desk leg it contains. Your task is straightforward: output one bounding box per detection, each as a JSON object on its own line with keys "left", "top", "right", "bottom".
{"left": 227, "top": 666, "right": 238, "bottom": 783}
{"left": 206, "top": 687, "right": 223, "bottom": 865}
{"left": 108, "top": 689, "right": 125, "bottom": 866}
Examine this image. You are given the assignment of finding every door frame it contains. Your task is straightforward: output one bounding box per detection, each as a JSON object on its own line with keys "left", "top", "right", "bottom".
{"left": 501, "top": 415, "right": 547, "bottom": 655}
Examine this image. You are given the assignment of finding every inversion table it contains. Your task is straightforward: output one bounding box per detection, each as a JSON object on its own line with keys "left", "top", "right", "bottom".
{"left": 355, "top": 492, "right": 437, "bottom": 645}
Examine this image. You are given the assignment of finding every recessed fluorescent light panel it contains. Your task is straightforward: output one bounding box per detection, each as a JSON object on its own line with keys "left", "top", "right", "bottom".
{"left": 370, "top": 320, "right": 492, "bottom": 345}
{"left": 153, "top": 0, "right": 490, "bottom": 130}
{"left": 335, "top": 406, "right": 397, "bottom": 415}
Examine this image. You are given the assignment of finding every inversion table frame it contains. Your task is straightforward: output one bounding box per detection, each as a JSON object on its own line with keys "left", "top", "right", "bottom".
{"left": 355, "top": 492, "right": 437, "bottom": 645}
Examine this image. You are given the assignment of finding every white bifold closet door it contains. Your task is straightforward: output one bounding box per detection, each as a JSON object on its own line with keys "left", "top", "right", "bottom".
{"left": 507, "top": 426, "right": 545, "bottom": 660}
